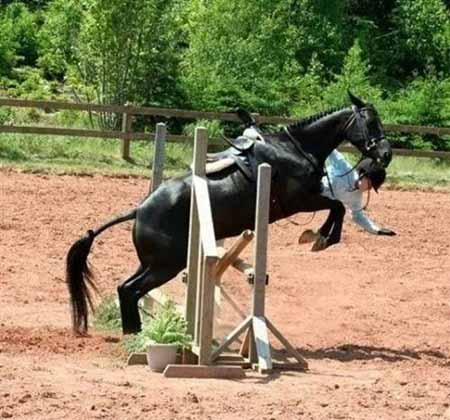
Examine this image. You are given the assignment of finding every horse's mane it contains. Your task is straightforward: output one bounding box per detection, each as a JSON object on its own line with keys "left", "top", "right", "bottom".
{"left": 287, "top": 106, "right": 345, "bottom": 131}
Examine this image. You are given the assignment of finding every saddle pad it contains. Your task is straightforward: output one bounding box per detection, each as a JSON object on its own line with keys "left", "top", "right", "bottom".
{"left": 204, "top": 157, "right": 236, "bottom": 174}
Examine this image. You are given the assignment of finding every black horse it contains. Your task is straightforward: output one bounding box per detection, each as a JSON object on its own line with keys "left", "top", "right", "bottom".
{"left": 66, "top": 93, "right": 392, "bottom": 335}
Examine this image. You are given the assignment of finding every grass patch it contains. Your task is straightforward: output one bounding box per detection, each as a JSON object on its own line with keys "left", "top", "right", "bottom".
{"left": 384, "top": 156, "right": 450, "bottom": 189}
{"left": 93, "top": 295, "right": 122, "bottom": 332}
{"left": 0, "top": 133, "right": 449, "bottom": 188}
{"left": 0, "top": 133, "right": 192, "bottom": 178}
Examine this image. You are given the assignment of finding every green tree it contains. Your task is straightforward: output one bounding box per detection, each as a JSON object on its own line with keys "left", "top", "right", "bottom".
{"left": 0, "top": 1, "right": 49, "bottom": 9}
{"left": 38, "top": 0, "right": 185, "bottom": 127}
{"left": 323, "top": 39, "right": 382, "bottom": 107}
{"left": 5, "top": 2, "right": 40, "bottom": 66}
{"left": 73, "top": 0, "right": 184, "bottom": 128}
{"left": 0, "top": 13, "right": 18, "bottom": 76}
{"left": 392, "top": 0, "right": 450, "bottom": 77}
{"left": 0, "top": 2, "right": 39, "bottom": 76}
{"left": 343, "top": 0, "right": 399, "bottom": 86}
{"left": 38, "top": 0, "right": 85, "bottom": 78}
{"left": 182, "top": 0, "right": 346, "bottom": 114}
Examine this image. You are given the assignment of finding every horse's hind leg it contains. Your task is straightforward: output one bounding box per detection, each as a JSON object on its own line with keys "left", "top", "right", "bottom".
{"left": 117, "top": 264, "right": 183, "bottom": 334}
{"left": 117, "top": 266, "right": 147, "bottom": 334}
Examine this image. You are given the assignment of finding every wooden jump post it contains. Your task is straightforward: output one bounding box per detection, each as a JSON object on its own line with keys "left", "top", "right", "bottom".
{"left": 163, "top": 127, "right": 308, "bottom": 378}
{"left": 183, "top": 127, "right": 218, "bottom": 365}
{"left": 209, "top": 164, "right": 308, "bottom": 373}
{"left": 140, "top": 122, "right": 170, "bottom": 315}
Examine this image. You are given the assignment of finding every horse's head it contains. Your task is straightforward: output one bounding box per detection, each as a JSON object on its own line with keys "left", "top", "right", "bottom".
{"left": 343, "top": 92, "right": 392, "bottom": 168}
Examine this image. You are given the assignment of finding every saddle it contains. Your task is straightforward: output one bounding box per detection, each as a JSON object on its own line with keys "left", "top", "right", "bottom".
{"left": 205, "top": 136, "right": 255, "bottom": 180}
{"left": 206, "top": 137, "right": 287, "bottom": 222}
{"left": 204, "top": 107, "right": 267, "bottom": 179}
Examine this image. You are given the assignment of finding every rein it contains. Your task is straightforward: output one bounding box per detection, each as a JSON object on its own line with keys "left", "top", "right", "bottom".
{"left": 283, "top": 127, "right": 323, "bottom": 175}
{"left": 336, "top": 155, "right": 364, "bottom": 178}
{"left": 275, "top": 211, "right": 316, "bottom": 228}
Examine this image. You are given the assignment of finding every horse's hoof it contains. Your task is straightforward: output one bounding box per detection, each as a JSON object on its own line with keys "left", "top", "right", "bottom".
{"left": 298, "top": 229, "right": 320, "bottom": 244}
{"left": 311, "top": 236, "right": 328, "bottom": 252}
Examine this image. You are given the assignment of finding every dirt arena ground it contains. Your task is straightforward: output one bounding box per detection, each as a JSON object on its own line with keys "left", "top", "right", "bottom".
{"left": 1, "top": 169, "right": 449, "bottom": 420}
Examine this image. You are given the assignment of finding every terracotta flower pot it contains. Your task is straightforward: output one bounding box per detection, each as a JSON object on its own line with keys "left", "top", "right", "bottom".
{"left": 147, "top": 343, "right": 178, "bottom": 372}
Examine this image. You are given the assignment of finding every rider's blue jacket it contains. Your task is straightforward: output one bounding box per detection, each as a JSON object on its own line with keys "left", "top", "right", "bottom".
{"left": 321, "top": 150, "right": 380, "bottom": 234}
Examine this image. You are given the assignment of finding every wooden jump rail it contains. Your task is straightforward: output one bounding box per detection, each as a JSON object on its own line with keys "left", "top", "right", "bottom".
{"left": 1, "top": 97, "right": 449, "bottom": 160}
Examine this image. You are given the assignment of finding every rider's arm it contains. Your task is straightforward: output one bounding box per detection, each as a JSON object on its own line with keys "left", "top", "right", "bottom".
{"left": 351, "top": 209, "right": 382, "bottom": 234}
{"left": 347, "top": 191, "right": 381, "bottom": 234}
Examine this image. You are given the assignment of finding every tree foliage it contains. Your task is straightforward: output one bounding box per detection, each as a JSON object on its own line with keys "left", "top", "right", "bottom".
{"left": 0, "top": 0, "right": 449, "bottom": 148}
{"left": 38, "top": 0, "right": 85, "bottom": 78}
{"left": 181, "top": 0, "right": 347, "bottom": 114}
{"left": 392, "top": 0, "right": 450, "bottom": 77}
{"left": 38, "top": 0, "right": 184, "bottom": 128}
{"left": 0, "top": 2, "right": 39, "bottom": 76}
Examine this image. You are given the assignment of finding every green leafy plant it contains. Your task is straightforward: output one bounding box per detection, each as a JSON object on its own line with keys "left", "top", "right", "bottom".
{"left": 124, "top": 301, "right": 191, "bottom": 353}
{"left": 93, "top": 295, "right": 122, "bottom": 332}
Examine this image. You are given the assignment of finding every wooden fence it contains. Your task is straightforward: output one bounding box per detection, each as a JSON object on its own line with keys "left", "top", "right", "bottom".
{"left": 1, "top": 97, "right": 449, "bottom": 160}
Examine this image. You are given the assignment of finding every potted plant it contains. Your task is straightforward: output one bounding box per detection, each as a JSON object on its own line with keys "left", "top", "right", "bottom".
{"left": 127, "top": 301, "right": 192, "bottom": 372}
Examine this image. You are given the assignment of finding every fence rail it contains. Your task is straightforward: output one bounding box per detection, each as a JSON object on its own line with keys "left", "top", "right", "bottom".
{"left": 1, "top": 97, "right": 449, "bottom": 160}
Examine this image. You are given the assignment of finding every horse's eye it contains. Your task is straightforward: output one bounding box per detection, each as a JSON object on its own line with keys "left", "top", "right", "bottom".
{"left": 368, "top": 121, "right": 377, "bottom": 131}
{"left": 367, "top": 118, "right": 381, "bottom": 132}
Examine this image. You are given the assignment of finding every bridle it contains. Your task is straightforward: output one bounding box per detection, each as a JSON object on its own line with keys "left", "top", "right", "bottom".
{"left": 284, "top": 105, "right": 385, "bottom": 183}
{"left": 285, "top": 106, "right": 385, "bottom": 172}
{"left": 336, "top": 106, "right": 386, "bottom": 177}
{"left": 342, "top": 105, "right": 386, "bottom": 158}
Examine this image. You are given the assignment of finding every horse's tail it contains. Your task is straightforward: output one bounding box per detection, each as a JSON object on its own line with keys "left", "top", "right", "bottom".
{"left": 66, "top": 209, "right": 137, "bottom": 335}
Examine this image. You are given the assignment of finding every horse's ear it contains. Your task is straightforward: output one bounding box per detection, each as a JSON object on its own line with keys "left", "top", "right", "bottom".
{"left": 348, "top": 91, "right": 366, "bottom": 108}
{"left": 236, "top": 108, "right": 257, "bottom": 127}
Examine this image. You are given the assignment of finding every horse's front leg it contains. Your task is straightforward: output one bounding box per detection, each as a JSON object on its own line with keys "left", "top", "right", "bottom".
{"left": 313, "top": 199, "right": 346, "bottom": 251}
{"left": 294, "top": 194, "right": 346, "bottom": 251}
{"left": 318, "top": 209, "right": 335, "bottom": 237}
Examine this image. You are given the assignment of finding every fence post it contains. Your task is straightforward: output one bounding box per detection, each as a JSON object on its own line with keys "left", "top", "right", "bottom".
{"left": 121, "top": 109, "right": 132, "bottom": 160}
{"left": 150, "top": 122, "right": 167, "bottom": 193}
